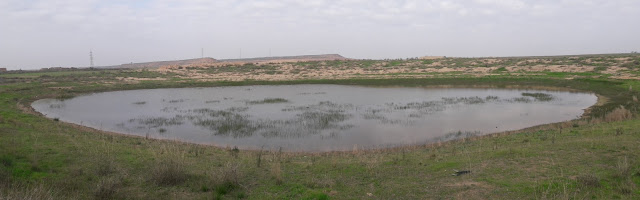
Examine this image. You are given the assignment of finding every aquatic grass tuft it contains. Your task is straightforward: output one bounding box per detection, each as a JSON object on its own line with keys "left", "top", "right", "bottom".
{"left": 434, "top": 131, "right": 482, "bottom": 142}
{"left": 522, "top": 92, "right": 554, "bottom": 101}
{"left": 511, "top": 97, "right": 532, "bottom": 103}
{"left": 246, "top": 98, "right": 289, "bottom": 105}
{"left": 194, "top": 112, "right": 257, "bottom": 137}
{"left": 167, "top": 99, "right": 185, "bottom": 103}
{"left": 227, "top": 107, "right": 249, "bottom": 112}
{"left": 258, "top": 110, "right": 352, "bottom": 138}
{"left": 282, "top": 101, "right": 353, "bottom": 112}
{"left": 129, "top": 116, "right": 184, "bottom": 128}
{"left": 298, "top": 110, "right": 349, "bottom": 129}
{"left": 485, "top": 95, "right": 499, "bottom": 101}
{"left": 49, "top": 104, "right": 64, "bottom": 108}
{"left": 362, "top": 112, "right": 403, "bottom": 124}
{"left": 442, "top": 96, "right": 487, "bottom": 104}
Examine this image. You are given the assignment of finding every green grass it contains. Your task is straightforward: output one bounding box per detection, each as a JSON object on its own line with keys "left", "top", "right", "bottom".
{"left": 1, "top": 57, "right": 640, "bottom": 199}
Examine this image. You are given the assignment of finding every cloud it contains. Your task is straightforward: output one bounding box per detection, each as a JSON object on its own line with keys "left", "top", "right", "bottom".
{"left": 0, "top": 0, "right": 639, "bottom": 69}
{"left": 474, "top": 0, "right": 526, "bottom": 10}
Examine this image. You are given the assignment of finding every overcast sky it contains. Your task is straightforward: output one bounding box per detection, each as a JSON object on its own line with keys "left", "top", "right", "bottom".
{"left": 1, "top": 0, "right": 639, "bottom": 69}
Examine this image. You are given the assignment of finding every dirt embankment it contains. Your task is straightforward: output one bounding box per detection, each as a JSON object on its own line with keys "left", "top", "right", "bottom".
{"left": 217, "top": 54, "right": 349, "bottom": 64}
{"left": 111, "top": 54, "right": 349, "bottom": 70}
{"left": 109, "top": 57, "right": 218, "bottom": 69}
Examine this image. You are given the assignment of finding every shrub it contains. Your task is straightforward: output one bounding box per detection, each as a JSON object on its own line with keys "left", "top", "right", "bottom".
{"left": 150, "top": 159, "right": 188, "bottom": 186}
{"left": 576, "top": 174, "right": 600, "bottom": 188}
{"left": 0, "top": 183, "right": 55, "bottom": 200}
{"left": 95, "top": 159, "right": 117, "bottom": 177}
{"left": 220, "top": 162, "right": 240, "bottom": 186}
{"left": 271, "top": 163, "right": 283, "bottom": 185}
{"left": 211, "top": 162, "right": 243, "bottom": 199}
{"left": 613, "top": 157, "right": 631, "bottom": 180}
{"left": 593, "top": 66, "right": 607, "bottom": 72}
{"left": 214, "top": 181, "right": 235, "bottom": 196}
{"left": 0, "top": 168, "right": 10, "bottom": 184}
{"left": 94, "top": 177, "right": 122, "bottom": 200}
{"left": 494, "top": 67, "right": 508, "bottom": 72}
{"left": 604, "top": 107, "right": 632, "bottom": 122}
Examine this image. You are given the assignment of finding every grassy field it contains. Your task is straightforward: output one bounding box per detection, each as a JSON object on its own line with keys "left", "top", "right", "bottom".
{"left": 1, "top": 55, "right": 640, "bottom": 199}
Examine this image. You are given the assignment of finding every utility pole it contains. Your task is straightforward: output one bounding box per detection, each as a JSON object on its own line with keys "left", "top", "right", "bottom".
{"left": 201, "top": 48, "right": 204, "bottom": 58}
{"left": 240, "top": 48, "right": 242, "bottom": 59}
{"left": 89, "top": 50, "right": 94, "bottom": 67}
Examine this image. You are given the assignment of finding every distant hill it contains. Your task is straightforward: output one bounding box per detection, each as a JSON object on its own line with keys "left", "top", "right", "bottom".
{"left": 108, "top": 57, "right": 217, "bottom": 69}
{"left": 218, "top": 54, "right": 349, "bottom": 64}
{"left": 106, "top": 54, "right": 348, "bottom": 69}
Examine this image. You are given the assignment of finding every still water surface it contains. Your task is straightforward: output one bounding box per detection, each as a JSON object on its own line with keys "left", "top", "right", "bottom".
{"left": 32, "top": 85, "right": 597, "bottom": 151}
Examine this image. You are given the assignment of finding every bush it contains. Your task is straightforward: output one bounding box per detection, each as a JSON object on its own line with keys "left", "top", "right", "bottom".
{"left": 94, "top": 177, "right": 122, "bottom": 200}
{"left": 593, "top": 66, "right": 607, "bottom": 72}
{"left": 0, "top": 168, "right": 10, "bottom": 184}
{"left": 211, "top": 162, "right": 243, "bottom": 199}
{"left": 576, "top": 174, "right": 600, "bottom": 188}
{"left": 214, "top": 181, "right": 236, "bottom": 196}
{"left": 271, "top": 163, "right": 283, "bottom": 185}
{"left": 613, "top": 157, "right": 631, "bottom": 180}
{"left": 0, "top": 183, "right": 56, "bottom": 200}
{"left": 95, "top": 159, "right": 116, "bottom": 177}
{"left": 494, "top": 67, "right": 508, "bottom": 72}
{"left": 604, "top": 107, "right": 632, "bottom": 122}
{"left": 150, "top": 159, "right": 188, "bottom": 186}
{"left": 220, "top": 162, "right": 240, "bottom": 186}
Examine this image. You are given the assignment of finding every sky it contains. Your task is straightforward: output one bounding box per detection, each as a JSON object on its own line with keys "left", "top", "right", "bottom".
{"left": 1, "top": 0, "right": 639, "bottom": 70}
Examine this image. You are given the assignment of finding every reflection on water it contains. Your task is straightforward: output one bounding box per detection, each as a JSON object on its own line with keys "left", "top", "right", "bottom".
{"left": 32, "top": 84, "right": 596, "bottom": 152}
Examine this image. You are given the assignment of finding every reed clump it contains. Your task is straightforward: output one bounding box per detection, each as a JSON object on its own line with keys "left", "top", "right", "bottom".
{"left": 603, "top": 107, "right": 632, "bottom": 122}
{"left": 246, "top": 98, "right": 289, "bottom": 105}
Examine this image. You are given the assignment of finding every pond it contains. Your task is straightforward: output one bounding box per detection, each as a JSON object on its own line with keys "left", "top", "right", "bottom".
{"left": 32, "top": 84, "right": 597, "bottom": 152}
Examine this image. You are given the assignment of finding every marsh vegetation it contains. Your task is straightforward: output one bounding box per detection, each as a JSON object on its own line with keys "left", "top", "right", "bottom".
{"left": 32, "top": 85, "right": 596, "bottom": 151}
